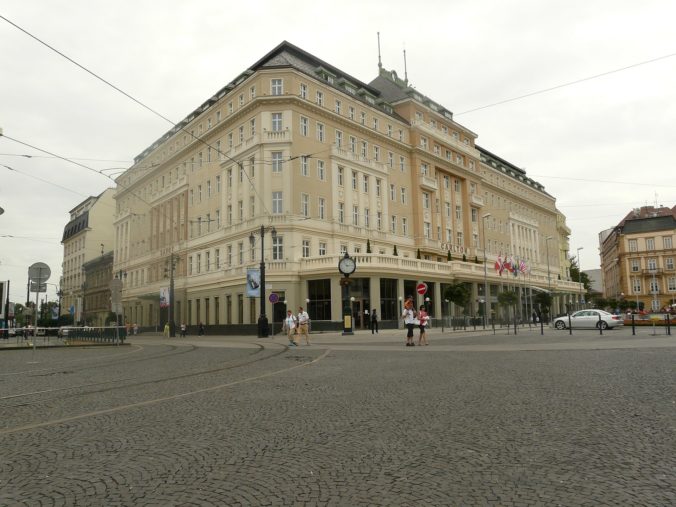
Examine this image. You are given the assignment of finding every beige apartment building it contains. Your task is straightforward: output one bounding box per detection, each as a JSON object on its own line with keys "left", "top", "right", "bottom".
{"left": 600, "top": 205, "right": 676, "bottom": 311}
{"left": 113, "top": 41, "right": 581, "bottom": 331}
{"left": 60, "top": 188, "right": 116, "bottom": 323}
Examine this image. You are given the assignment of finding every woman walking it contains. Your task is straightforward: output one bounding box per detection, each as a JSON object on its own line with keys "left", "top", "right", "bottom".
{"left": 418, "top": 305, "right": 429, "bottom": 346}
{"left": 283, "top": 310, "right": 298, "bottom": 347}
{"left": 402, "top": 296, "right": 417, "bottom": 347}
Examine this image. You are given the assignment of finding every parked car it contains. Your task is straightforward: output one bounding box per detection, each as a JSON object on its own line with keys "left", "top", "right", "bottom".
{"left": 553, "top": 309, "right": 624, "bottom": 330}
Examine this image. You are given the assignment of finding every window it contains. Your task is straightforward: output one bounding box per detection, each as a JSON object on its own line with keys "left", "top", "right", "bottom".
{"left": 402, "top": 218, "right": 408, "bottom": 235}
{"left": 215, "top": 249, "right": 221, "bottom": 269}
{"left": 227, "top": 205, "right": 232, "bottom": 225}
{"left": 364, "top": 208, "right": 370, "bottom": 227}
{"left": 360, "top": 141, "right": 367, "bottom": 158}
{"left": 456, "top": 231, "right": 463, "bottom": 246}
{"left": 335, "top": 130, "right": 343, "bottom": 148}
{"left": 399, "top": 156, "right": 405, "bottom": 172}
{"left": 272, "top": 191, "right": 283, "bottom": 214}
{"left": 666, "top": 257, "right": 674, "bottom": 270}
{"left": 376, "top": 211, "right": 382, "bottom": 231}
{"left": 216, "top": 209, "right": 221, "bottom": 228}
{"left": 389, "top": 184, "right": 395, "bottom": 200}
{"left": 227, "top": 245, "right": 232, "bottom": 267}
{"left": 420, "top": 136, "right": 428, "bottom": 149}
{"left": 272, "top": 236, "right": 283, "bottom": 260}
{"left": 628, "top": 239, "right": 638, "bottom": 252}
{"left": 272, "top": 151, "right": 283, "bottom": 172}
{"left": 188, "top": 256, "right": 193, "bottom": 275}
{"left": 300, "top": 156, "right": 309, "bottom": 176}
{"left": 360, "top": 111, "right": 366, "bottom": 125}
{"left": 249, "top": 196, "right": 255, "bottom": 217}
{"left": 390, "top": 215, "right": 397, "bottom": 233}
{"left": 300, "top": 116, "right": 309, "bottom": 136}
{"left": 301, "top": 193, "right": 309, "bottom": 217}
{"left": 664, "top": 236, "right": 673, "bottom": 249}
{"left": 373, "top": 145, "right": 380, "bottom": 161}
{"left": 318, "top": 197, "right": 325, "bottom": 219}
{"left": 338, "top": 167, "right": 344, "bottom": 186}
{"left": 316, "top": 123, "right": 325, "bottom": 142}
{"left": 227, "top": 132, "right": 233, "bottom": 148}
{"left": 250, "top": 86, "right": 256, "bottom": 99}
{"left": 302, "top": 240, "right": 310, "bottom": 258}
{"left": 422, "top": 192, "right": 430, "bottom": 209}
{"left": 338, "top": 202, "right": 344, "bottom": 223}
{"left": 340, "top": 244, "right": 348, "bottom": 255}
{"left": 349, "top": 136, "right": 356, "bottom": 153}
{"left": 445, "top": 202, "right": 451, "bottom": 217}
{"left": 420, "top": 163, "right": 429, "bottom": 176}
{"left": 250, "top": 118, "right": 256, "bottom": 136}
{"left": 648, "top": 258, "right": 657, "bottom": 270}
{"left": 446, "top": 228, "right": 452, "bottom": 241}
{"left": 238, "top": 201, "right": 243, "bottom": 221}
{"left": 454, "top": 179, "right": 461, "bottom": 192}
{"left": 424, "top": 222, "right": 431, "bottom": 239}
{"left": 471, "top": 208, "right": 478, "bottom": 222}
{"left": 444, "top": 175, "right": 450, "bottom": 189}
{"left": 272, "top": 112, "right": 283, "bottom": 132}
{"left": 373, "top": 117, "right": 379, "bottom": 130}
{"left": 387, "top": 152, "right": 393, "bottom": 168}
{"left": 271, "top": 78, "right": 283, "bottom": 96}
{"left": 316, "top": 90, "right": 324, "bottom": 106}
{"left": 348, "top": 106, "right": 355, "bottom": 120}
{"left": 198, "top": 185, "right": 202, "bottom": 202}
{"left": 351, "top": 171, "right": 357, "bottom": 190}
{"left": 668, "top": 277, "right": 676, "bottom": 291}
{"left": 196, "top": 253, "right": 201, "bottom": 274}
{"left": 205, "top": 251, "right": 211, "bottom": 272}
{"left": 456, "top": 205, "right": 462, "bottom": 220}
{"left": 299, "top": 83, "right": 308, "bottom": 99}
{"left": 363, "top": 175, "right": 369, "bottom": 193}
{"left": 227, "top": 168, "right": 232, "bottom": 186}
{"left": 319, "top": 242, "right": 327, "bottom": 256}
{"left": 376, "top": 178, "right": 381, "bottom": 196}
{"left": 353, "top": 205, "right": 359, "bottom": 225}
{"left": 649, "top": 278, "right": 659, "bottom": 293}
{"left": 335, "top": 99, "right": 341, "bottom": 114}
{"left": 317, "top": 160, "right": 325, "bottom": 180}
{"left": 228, "top": 102, "right": 233, "bottom": 114}
{"left": 646, "top": 238, "right": 655, "bottom": 250}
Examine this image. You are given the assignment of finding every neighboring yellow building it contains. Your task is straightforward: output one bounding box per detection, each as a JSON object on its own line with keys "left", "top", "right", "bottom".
{"left": 113, "top": 42, "right": 581, "bottom": 331}
{"left": 60, "top": 188, "right": 116, "bottom": 323}
{"left": 600, "top": 205, "right": 676, "bottom": 311}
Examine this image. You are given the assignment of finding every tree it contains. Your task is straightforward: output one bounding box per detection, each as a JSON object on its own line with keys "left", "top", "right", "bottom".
{"left": 393, "top": 245, "right": 398, "bottom": 256}
{"left": 498, "top": 290, "right": 519, "bottom": 326}
{"left": 569, "top": 256, "right": 592, "bottom": 294}
{"left": 416, "top": 248, "right": 421, "bottom": 259}
{"left": 444, "top": 283, "right": 471, "bottom": 314}
{"left": 447, "top": 250, "right": 452, "bottom": 261}
{"left": 366, "top": 239, "right": 372, "bottom": 253}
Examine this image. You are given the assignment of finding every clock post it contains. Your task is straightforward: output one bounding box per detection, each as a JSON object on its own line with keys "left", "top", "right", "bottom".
{"left": 338, "top": 252, "right": 356, "bottom": 335}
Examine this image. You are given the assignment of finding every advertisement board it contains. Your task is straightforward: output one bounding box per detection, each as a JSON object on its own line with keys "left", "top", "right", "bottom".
{"left": 246, "top": 268, "right": 261, "bottom": 298}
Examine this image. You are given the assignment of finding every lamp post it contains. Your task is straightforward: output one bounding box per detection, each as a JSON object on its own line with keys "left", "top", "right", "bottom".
{"left": 576, "top": 246, "right": 584, "bottom": 310}
{"left": 165, "top": 254, "right": 179, "bottom": 337}
{"left": 249, "top": 225, "right": 277, "bottom": 337}
{"left": 545, "top": 236, "right": 553, "bottom": 322}
{"left": 398, "top": 296, "right": 403, "bottom": 330}
{"left": 482, "top": 213, "right": 492, "bottom": 329}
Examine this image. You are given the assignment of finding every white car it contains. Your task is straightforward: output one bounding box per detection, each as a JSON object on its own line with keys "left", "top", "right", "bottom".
{"left": 553, "top": 309, "right": 624, "bottom": 330}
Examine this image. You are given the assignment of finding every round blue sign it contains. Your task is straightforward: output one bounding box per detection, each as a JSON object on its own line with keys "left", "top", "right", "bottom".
{"left": 269, "top": 293, "right": 279, "bottom": 304}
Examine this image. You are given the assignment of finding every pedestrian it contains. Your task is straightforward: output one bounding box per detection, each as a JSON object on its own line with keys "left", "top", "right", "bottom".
{"left": 532, "top": 311, "right": 538, "bottom": 324}
{"left": 402, "top": 295, "right": 417, "bottom": 347}
{"left": 418, "top": 305, "right": 429, "bottom": 346}
{"left": 198, "top": 322, "right": 205, "bottom": 336}
{"left": 297, "top": 306, "right": 311, "bottom": 345}
{"left": 163, "top": 322, "right": 170, "bottom": 338}
{"left": 283, "top": 310, "right": 298, "bottom": 346}
{"left": 180, "top": 322, "right": 187, "bottom": 338}
{"left": 370, "top": 309, "right": 379, "bottom": 334}
{"left": 133, "top": 323, "right": 139, "bottom": 335}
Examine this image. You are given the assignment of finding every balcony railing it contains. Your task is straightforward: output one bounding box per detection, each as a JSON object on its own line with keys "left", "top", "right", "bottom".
{"left": 419, "top": 175, "right": 438, "bottom": 191}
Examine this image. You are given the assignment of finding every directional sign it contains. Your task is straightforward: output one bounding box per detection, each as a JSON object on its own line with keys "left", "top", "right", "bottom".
{"left": 416, "top": 282, "right": 428, "bottom": 295}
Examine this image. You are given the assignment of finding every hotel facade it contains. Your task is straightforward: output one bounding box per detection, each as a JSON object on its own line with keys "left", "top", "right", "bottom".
{"left": 113, "top": 42, "right": 581, "bottom": 331}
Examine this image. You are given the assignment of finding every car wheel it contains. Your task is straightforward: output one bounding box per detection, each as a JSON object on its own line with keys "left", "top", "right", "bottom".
{"left": 554, "top": 320, "right": 566, "bottom": 330}
{"left": 597, "top": 321, "right": 608, "bottom": 330}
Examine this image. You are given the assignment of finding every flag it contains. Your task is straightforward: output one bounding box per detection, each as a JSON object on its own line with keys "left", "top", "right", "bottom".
{"left": 503, "top": 256, "right": 513, "bottom": 273}
{"left": 494, "top": 254, "right": 504, "bottom": 275}
{"left": 519, "top": 259, "right": 527, "bottom": 273}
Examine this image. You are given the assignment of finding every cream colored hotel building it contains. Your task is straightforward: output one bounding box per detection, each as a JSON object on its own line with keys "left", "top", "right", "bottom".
{"left": 113, "top": 41, "right": 582, "bottom": 331}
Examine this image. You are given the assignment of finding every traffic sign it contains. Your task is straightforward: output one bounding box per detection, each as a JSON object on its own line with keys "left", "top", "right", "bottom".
{"left": 269, "top": 293, "right": 279, "bottom": 304}
{"left": 416, "top": 282, "right": 428, "bottom": 295}
{"left": 28, "top": 262, "right": 51, "bottom": 282}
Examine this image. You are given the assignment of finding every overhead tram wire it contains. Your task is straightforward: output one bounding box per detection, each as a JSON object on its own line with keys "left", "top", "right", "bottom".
{"left": 0, "top": 14, "right": 271, "bottom": 216}
{"left": 0, "top": 153, "right": 132, "bottom": 163}
{"left": 455, "top": 51, "right": 676, "bottom": 116}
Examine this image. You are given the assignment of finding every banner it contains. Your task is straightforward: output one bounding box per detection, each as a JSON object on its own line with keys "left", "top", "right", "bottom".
{"left": 160, "top": 287, "right": 170, "bottom": 308}
{"left": 246, "top": 268, "right": 261, "bottom": 297}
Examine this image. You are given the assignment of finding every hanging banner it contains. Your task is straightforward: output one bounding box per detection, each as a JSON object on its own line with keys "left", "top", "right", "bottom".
{"left": 160, "top": 287, "right": 170, "bottom": 308}
{"left": 246, "top": 268, "right": 261, "bottom": 298}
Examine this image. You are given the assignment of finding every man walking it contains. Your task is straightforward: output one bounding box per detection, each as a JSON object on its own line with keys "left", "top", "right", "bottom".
{"left": 297, "top": 306, "right": 311, "bottom": 345}
{"left": 283, "top": 310, "right": 298, "bottom": 346}
{"left": 370, "top": 309, "right": 379, "bottom": 334}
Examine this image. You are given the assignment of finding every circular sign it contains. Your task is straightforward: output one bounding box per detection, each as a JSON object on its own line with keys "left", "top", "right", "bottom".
{"left": 28, "top": 262, "right": 51, "bottom": 282}
{"left": 416, "top": 282, "right": 428, "bottom": 295}
{"left": 269, "top": 293, "right": 279, "bottom": 304}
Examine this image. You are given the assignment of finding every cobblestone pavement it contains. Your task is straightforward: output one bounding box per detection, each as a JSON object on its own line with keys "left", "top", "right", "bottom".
{"left": 1, "top": 328, "right": 674, "bottom": 506}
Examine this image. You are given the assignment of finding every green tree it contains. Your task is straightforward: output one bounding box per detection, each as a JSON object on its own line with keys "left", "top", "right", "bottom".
{"left": 416, "top": 248, "right": 421, "bottom": 259}
{"left": 393, "top": 244, "right": 398, "bottom": 256}
{"left": 498, "top": 290, "right": 519, "bottom": 325}
{"left": 366, "top": 239, "right": 372, "bottom": 253}
{"left": 569, "top": 256, "right": 592, "bottom": 294}
{"left": 444, "top": 283, "right": 471, "bottom": 314}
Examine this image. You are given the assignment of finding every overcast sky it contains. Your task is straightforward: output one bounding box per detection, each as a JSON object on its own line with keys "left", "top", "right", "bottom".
{"left": 1, "top": 0, "right": 675, "bottom": 303}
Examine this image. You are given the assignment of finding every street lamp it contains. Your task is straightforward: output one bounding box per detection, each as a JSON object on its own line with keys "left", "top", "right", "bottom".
{"left": 249, "top": 225, "right": 277, "bottom": 337}
{"left": 481, "top": 213, "right": 492, "bottom": 329}
{"left": 577, "top": 246, "right": 584, "bottom": 310}
{"left": 165, "top": 254, "right": 179, "bottom": 337}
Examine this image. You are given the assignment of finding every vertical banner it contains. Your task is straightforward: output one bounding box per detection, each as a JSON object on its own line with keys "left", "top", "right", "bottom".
{"left": 246, "top": 268, "right": 261, "bottom": 297}
{"left": 160, "top": 287, "right": 170, "bottom": 308}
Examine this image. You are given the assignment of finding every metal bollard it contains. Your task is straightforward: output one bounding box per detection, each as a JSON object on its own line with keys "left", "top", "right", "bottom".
{"left": 568, "top": 313, "right": 572, "bottom": 335}
{"left": 598, "top": 313, "right": 603, "bottom": 335}
{"left": 631, "top": 313, "right": 635, "bottom": 336}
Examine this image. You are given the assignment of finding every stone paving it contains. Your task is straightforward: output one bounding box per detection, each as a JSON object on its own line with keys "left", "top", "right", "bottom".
{"left": 0, "top": 327, "right": 674, "bottom": 506}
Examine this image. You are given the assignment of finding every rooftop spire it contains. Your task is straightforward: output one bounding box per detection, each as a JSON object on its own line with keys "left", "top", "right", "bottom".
{"left": 377, "top": 32, "right": 382, "bottom": 69}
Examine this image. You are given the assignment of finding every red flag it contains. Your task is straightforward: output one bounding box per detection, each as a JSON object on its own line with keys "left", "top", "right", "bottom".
{"left": 494, "top": 253, "right": 504, "bottom": 275}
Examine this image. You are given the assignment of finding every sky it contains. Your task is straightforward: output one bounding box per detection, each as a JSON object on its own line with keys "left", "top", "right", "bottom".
{"left": 1, "top": 0, "right": 675, "bottom": 304}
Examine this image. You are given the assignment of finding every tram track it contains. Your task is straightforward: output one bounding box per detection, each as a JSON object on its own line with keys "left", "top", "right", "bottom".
{"left": 0, "top": 344, "right": 330, "bottom": 435}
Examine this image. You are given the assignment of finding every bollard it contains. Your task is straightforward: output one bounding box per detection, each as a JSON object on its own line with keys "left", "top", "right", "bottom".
{"left": 540, "top": 316, "right": 544, "bottom": 336}
{"left": 666, "top": 314, "right": 671, "bottom": 336}
{"left": 568, "top": 313, "right": 572, "bottom": 335}
{"left": 631, "top": 313, "right": 635, "bottom": 336}
{"left": 598, "top": 313, "right": 603, "bottom": 335}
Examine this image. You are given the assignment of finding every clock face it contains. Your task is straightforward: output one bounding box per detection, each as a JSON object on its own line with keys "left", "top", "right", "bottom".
{"left": 339, "top": 256, "right": 356, "bottom": 275}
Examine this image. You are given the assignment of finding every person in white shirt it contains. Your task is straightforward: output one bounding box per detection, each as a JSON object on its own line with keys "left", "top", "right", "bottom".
{"left": 297, "top": 306, "right": 310, "bottom": 345}
{"left": 283, "top": 310, "right": 298, "bottom": 346}
{"left": 402, "top": 296, "right": 417, "bottom": 347}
